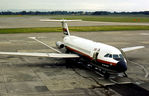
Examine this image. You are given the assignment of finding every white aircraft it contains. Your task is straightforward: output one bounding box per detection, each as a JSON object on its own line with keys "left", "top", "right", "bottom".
{"left": 0, "top": 19, "right": 144, "bottom": 78}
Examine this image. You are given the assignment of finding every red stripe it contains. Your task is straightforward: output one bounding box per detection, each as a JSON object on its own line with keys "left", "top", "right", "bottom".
{"left": 66, "top": 46, "right": 92, "bottom": 60}
{"left": 63, "top": 28, "right": 67, "bottom": 32}
{"left": 96, "top": 59, "right": 116, "bottom": 66}
{"left": 66, "top": 46, "right": 116, "bottom": 66}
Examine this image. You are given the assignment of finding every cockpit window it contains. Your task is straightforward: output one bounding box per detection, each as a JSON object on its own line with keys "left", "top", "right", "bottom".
{"left": 104, "top": 53, "right": 110, "bottom": 57}
{"left": 113, "top": 54, "right": 124, "bottom": 61}
{"left": 119, "top": 54, "right": 124, "bottom": 61}
{"left": 119, "top": 54, "right": 123, "bottom": 58}
{"left": 113, "top": 54, "right": 119, "bottom": 58}
{"left": 104, "top": 53, "right": 124, "bottom": 61}
{"left": 109, "top": 54, "right": 112, "bottom": 58}
{"left": 104, "top": 53, "right": 112, "bottom": 58}
{"left": 113, "top": 54, "right": 120, "bottom": 60}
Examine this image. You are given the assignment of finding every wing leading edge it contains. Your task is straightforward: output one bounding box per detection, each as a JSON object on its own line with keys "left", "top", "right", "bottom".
{"left": 121, "top": 46, "right": 144, "bottom": 52}
{"left": 0, "top": 52, "right": 79, "bottom": 58}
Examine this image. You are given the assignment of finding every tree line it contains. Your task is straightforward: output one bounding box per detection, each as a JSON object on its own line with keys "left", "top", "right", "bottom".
{"left": 0, "top": 11, "right": 149, "bottom": 15}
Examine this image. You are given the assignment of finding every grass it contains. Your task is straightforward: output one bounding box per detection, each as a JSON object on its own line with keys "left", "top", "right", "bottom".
{"left": 0, "top": 25, "right": 149, "bottom": 34}
{"left": 0, "top": 27, "right": 61, "bottom": 34}
{"left": 51, "top": 15, "right": 149, "bottom": 23}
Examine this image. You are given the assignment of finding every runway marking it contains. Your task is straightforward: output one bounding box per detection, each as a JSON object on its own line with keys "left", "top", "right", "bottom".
{"left": 36, "top": 37, "right": 47, "bottom": 39}
{"left": 103, "top": 32, "right": 123, "bottom": 34}
{"left": 141, "top": 41, "right": 149, "bottom": 44}
{"left": 140, "top": 33, "right": 149, "bottom": 36}
{"left": 128, "top": 60, "right": 149, "bottom": 78}
{"left": 0, "top": 42, "right": 11, "bottom": 44}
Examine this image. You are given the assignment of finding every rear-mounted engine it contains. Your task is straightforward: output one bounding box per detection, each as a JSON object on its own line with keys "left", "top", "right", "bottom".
{"left": 56, "top": 41, "right": 64, "bottom": 49}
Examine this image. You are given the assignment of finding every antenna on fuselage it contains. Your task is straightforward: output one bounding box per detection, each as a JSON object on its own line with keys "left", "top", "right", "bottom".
{"left": 40, "top": 19, "right": 82, "bottom": 36}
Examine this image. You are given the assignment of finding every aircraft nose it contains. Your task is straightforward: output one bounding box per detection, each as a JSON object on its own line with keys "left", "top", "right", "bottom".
{"left": 116, "top": 60, "right": 127, "bottom": 72}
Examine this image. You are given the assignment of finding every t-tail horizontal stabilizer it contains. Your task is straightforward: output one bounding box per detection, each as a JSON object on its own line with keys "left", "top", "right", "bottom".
{"left": 40, "top": 19, "right": 82, "bottom": 36}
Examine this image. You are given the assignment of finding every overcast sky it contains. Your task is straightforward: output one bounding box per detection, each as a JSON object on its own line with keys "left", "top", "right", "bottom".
{"left": 0, "top": 0, "right": 149, "bottom": 11}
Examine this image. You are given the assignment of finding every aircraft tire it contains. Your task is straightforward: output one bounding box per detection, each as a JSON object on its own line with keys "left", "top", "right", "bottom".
{"left": 104, "top": 72, "right": 110, "bottom": 79}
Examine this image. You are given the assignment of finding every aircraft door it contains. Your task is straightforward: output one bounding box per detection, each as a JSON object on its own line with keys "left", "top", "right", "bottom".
{"left": 92, "top": 48, "right": 100, "bottom": 61}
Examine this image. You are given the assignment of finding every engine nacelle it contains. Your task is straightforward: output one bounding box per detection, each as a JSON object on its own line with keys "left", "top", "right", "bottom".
{"left": 56, "top": 41, "right": 65, "bottom": 49}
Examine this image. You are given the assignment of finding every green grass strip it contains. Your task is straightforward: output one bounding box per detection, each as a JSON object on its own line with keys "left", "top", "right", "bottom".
{"left": 52, "top": 15, "right": 149, "bottom": 23}
{"left": 0, "top": 25, "right": 149, "bottom": 34}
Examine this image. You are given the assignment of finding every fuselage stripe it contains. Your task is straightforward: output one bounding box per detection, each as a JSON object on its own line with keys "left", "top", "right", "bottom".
{"left": 66, "top": 46, "right": 116, "bottom": 66}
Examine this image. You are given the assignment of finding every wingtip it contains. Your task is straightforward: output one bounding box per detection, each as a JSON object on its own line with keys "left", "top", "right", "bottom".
{"left": 138, "top": 46, "right": 145, "bottom": 48}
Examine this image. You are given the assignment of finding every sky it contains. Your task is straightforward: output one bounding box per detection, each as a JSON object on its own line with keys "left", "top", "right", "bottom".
{"left": 0, "top": 0, "right": 149, "bottom": 12}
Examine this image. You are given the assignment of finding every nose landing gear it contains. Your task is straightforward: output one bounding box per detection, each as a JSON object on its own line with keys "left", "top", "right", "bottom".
{"left": 123, "top": 72, "right": 128, "bottom": 77}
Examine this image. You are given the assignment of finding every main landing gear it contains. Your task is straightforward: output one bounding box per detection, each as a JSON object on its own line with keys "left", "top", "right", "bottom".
{"left": 86, "top": 63, "right": 128, "bottom": 79}
{"left": 86, "top": 63, "right": 110, "bottom": 79}
{"left": 104, "top": 72, "right": 110, "bottom": 79}
{"left": 65, "top": 56, "right": 127, "bottom": 79}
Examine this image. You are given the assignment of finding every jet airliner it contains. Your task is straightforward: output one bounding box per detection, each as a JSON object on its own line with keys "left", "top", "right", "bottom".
{"left": 0, "top": 20, "right": 144, "bottom": 78}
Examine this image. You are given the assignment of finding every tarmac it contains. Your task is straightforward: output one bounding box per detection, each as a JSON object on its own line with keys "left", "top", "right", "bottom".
{"left": 1, "top": 16, "right": 149, "bottom": 28}
{"left": 0, "top": 30, "right": 148, "bottom": 96}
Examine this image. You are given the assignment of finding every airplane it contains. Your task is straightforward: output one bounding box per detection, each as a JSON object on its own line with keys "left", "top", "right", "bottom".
{"left": 0, "top": 19, "right": 145, "bottom": 78}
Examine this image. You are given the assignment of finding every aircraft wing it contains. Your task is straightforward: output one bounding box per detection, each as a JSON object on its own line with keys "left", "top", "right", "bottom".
{"left": 0, "top": 52, "right": 79, "bottom": 58}
{"left": 121, "top": 46, "right": 144, "bottom": 52}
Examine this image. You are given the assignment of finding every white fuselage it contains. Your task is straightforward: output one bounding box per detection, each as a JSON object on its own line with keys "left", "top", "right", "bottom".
{"left": 63, "top": 35, "right": 127, "bottom": 72}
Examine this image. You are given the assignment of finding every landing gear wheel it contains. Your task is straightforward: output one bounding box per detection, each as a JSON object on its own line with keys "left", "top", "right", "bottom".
{"left": 65, "top": 59, "right": 74, "bottom": 68}
{"left": 104, "top": 72, "right": 110, "bottom": 79}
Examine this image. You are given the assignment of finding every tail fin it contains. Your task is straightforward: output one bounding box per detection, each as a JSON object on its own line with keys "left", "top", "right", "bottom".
{"left": 40, "top": 19, "right": 82, "bottom": 36}
{"left": 62, "top": 21, "right": 70, "bottom": 36}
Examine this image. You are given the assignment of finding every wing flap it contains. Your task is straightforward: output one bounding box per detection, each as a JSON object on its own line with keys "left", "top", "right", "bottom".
{"left": 121, "top": 46, "right": 145, "bottom": 52}
{"left": 0, "top": 52, "right": 79, "bottom": 58}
